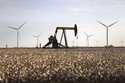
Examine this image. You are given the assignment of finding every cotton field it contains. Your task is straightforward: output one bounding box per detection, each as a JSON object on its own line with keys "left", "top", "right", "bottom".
{"left": 0, "top": 47, "right": 125, "bottom": 83}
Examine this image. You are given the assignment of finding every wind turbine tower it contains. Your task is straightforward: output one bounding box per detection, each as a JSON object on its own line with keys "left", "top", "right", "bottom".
{"left": 84, "top": 32, "right": 93, "bottom": 47}
{"left": 98, "top": 21, "right": 118, "bottom": 46}
{"left": 8, "top": 22, "right": 26, "bottom": 48}
{"left": 33, "top": 34, "right": 40, "bottom": 48}
{"left": 120, "top": 40, "right": 124, "bottom": 47}
{"left": 93, "top": 39, "right": 100, "bottom": 47}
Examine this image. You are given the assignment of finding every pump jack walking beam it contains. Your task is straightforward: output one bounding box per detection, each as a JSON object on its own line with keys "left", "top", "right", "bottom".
{"left": 54, "top": 24, "right": 77, "bottom": 37}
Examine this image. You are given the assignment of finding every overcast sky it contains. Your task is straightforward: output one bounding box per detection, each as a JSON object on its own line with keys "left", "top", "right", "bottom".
{"left": 0, "top": 0, "right": 125, "bottom": 47}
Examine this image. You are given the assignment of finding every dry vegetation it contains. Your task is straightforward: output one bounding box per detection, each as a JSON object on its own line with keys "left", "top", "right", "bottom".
{"left": 0, "top": 47, "right": 125, "bottom": 83}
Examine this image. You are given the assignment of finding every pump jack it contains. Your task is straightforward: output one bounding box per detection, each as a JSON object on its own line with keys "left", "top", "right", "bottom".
{"left": 43, "top": 24, "right": 78, "bottom": 48}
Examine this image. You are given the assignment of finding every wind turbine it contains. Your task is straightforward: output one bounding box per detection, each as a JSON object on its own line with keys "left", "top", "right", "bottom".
{"left": 84, "top": 32, "right": 93, "bottom": 47}
{"left": 33, "top": 34, "right": 40, "bottom": 48}
{"left": 8, "top": 22, "right": 26, "bottom": 48}
{"left": 93, "top": 39, "right": 100, "bottom": 47}
{"left": 97, "top": 21, "right": 118, "bottom": 46}
{"left": 120, "top": 40, "right": 124, "bottom": 47}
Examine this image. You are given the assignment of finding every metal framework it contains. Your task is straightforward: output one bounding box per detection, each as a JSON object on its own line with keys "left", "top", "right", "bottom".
{"left": 43, "top": 24, "right": 78, "bottom": 48}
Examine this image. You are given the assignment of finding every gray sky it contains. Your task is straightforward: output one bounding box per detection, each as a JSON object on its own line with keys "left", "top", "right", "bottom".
{"left": 0, "top": 0, "right": 125, "bottom": 47}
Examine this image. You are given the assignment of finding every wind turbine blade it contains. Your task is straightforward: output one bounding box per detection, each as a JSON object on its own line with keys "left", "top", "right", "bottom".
{"left": 88, "top": 34, "right": 93, "bottom": 38}
{"left": 8, "top": 26, "right": 18, "bottom": 30}
{"left": 18, "top": 22, "right": 26, "bottom": 30}
{"left": 84, "top": 32, "right": 88, "bottom": 37}
{"left": 97, "top": 21, "right": 108, "bottom": 28}
{"left": 33, "top": 34, "right": 40, "bottom": 38}
{"left": 37, "top": 34, "right": 40, "bottom": 37}
{"left": 33, "top": 35, "right": 37, "bottom": 38}
{"left": 108, "top": 21, "right": 118, "bottom": 27}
